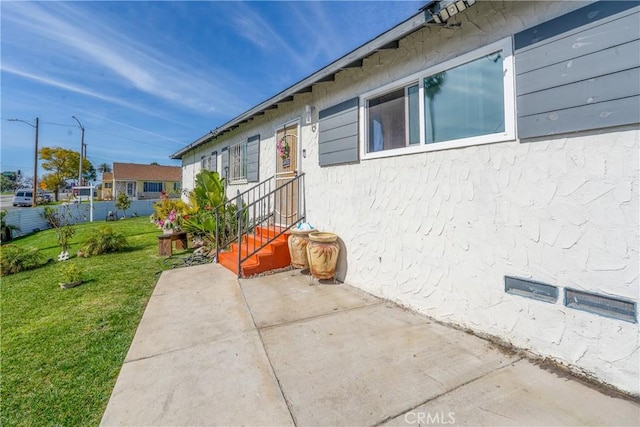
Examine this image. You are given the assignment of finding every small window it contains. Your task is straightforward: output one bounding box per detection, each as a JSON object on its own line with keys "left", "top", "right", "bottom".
{"left": 143, "top": 182, "right": 163, "bottom": 192}
{"left": 173, "top": 182, "right": 181, "bottom": 192}
{"left": 361, "top": 38, "right": 514, "bottom": 159}
{"left": 229, "top": 142, "right": 247, "bottom": 182}
{"left": 104, "top": 183, "right": 112, "bottom": 189}
{"left": 367, "top": 85, "right": 419, "bottom": 153}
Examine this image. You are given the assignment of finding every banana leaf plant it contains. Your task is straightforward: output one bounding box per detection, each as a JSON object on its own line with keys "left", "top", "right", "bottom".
{"left": 181, "top": 170, "right": 245, "bottom": 250}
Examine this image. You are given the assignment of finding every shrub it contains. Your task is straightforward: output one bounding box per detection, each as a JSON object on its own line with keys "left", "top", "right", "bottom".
{"left": 41, "top": 205, "right": 76, "bottom": 253}
{"left": 115, "top": 192, "right": 131, "bottom": 218}
{"left": 0, "top": 245, "right": 45, "bottom": 275}
{"left": 80, "top": 226, "right": 128, "bottom": 256}
{"left": 59, "top": 261, "right": 83, "bottom": 284}
{"left": 151, "top": 191, "right": 188, "bottom": 231}
{"left": 41, "top": 206, "right": 61, "bottom": 228}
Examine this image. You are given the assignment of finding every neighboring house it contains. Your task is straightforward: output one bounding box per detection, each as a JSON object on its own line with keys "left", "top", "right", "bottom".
{"left": 101, "top": 163, "right": 181, "bottom": 200}
{"left": 171, "top": 1, "right": 640, "bottom": 396}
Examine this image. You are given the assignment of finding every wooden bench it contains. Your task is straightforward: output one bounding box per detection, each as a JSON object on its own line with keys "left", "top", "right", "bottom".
{"left": 157, "top": 231, "right": 188, "bottom": 256}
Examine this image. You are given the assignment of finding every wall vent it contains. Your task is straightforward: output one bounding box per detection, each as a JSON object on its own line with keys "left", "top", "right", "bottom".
{"left": 565, "top": 289, "right": 637, "bottom": 323}
{"left": 505, "top": 276, "right": 558, "bottom": 303}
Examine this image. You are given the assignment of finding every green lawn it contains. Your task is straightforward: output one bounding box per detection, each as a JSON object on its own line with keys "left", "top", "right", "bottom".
{"left": 1, "top": 217, "right": 177, "bottom": 426}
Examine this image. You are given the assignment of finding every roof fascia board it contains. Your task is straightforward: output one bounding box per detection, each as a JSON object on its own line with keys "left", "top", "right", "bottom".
{"left": 171, "top": 9, "right": 429, "bottom": 159}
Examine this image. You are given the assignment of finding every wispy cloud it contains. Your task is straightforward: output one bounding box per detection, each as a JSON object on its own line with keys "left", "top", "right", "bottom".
{"left": 229, "top": 2, "right": 312, "bottom": 70}
{"left": 2, "top": 65, "right": 143, "bottom": 111}
{"left": 1, "top": 1, "right": 248, "bottom": 116}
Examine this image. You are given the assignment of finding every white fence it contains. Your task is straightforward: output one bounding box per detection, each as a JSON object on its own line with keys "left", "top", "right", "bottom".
{"left": 4, "top": 200, "right": 157, "bottom": 237}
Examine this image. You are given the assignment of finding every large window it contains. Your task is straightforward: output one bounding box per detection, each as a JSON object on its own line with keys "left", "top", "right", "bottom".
{"left": 229, "top": 142, "right": 247, "bottom": 182}
{"left": 143, "top": 182, "right": 163, "bottom": 192}
{"left": 361, "top": 38, "right": 514, "bottom": 159}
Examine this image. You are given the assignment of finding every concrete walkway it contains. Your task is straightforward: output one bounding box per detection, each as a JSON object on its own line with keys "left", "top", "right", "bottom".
{"left": 101, "top": 264, "right": 640, "bottom": 426}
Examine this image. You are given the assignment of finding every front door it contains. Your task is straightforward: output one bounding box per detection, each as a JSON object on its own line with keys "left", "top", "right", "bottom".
{"left": 126, "top": 182, "right": 136, "bottom": 199}
{"left": 275, "top": 123, "right": 298, "bottom": 226}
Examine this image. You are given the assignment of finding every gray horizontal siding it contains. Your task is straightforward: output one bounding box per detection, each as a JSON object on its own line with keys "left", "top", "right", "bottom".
{"left": 519, "top": 95, "right": 640, "bottom": 139}
{"left": 518, "top": 68, "right": 640, "bottom": 118}
{"left": 318, "top": 123, "right": 359, "bottom": 153}
{"left": 318, "top": 97, "right": 359, "bottom": 167}
{"left": 515, "top": 4, "right": 640, "bottom": 139}
{"left": 516, "top": 12, "right": 640, "bottom": 75}
{"left": 246, "top": 135, "right": 260, "bottom": 182}
{"left": 317, "top": 148, "right": 360, "bottom": 167}
{"left": 516, "top": 40, "right": 640, "bottom": 96}
{"left": 514, "top": 1, "right": 640, "bottom": 50}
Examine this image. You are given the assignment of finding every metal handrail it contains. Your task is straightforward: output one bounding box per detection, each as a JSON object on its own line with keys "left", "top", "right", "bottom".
{"left": 214, "top": 173, "right": 306, "bottom": 277}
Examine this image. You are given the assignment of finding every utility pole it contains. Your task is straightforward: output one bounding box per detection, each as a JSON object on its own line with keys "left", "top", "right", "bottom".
{"left": 33, "top": 118, "right": 39, "bottom": 207}
{"left": 8, "top": 117, "right": 39, "bottom": 207}
{"left": 72, "top": 116, "right": 85, "bottom": 186}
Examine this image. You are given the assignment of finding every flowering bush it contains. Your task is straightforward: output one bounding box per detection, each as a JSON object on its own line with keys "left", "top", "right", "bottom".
{"left": 152, "top": 209, "right": 182, "bottom": 231}
{"left": 276, "top": 137, "right": 290, "bottom": 159}
{"left": 151, "top": 191, "right": 188, "bottom": 232}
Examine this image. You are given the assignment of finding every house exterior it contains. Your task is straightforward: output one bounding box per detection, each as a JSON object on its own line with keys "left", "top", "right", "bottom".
{"left": 172, "top": 1, "right": 640, "bottom": 396}
{"left": 101, "top": 162, "right": 181, "bottom": 200}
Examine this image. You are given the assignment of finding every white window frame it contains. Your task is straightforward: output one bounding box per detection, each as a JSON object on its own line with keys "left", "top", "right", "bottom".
{"left": 229, "top": 141, "right": 247, "bottom": 183}
{"left": 359, "top": 38, "right": 515, "bottom": 161}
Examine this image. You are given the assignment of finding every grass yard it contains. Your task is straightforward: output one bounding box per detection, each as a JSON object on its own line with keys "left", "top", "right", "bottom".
{"left": 1, "top": 217, "right": 176, "bottom": 425}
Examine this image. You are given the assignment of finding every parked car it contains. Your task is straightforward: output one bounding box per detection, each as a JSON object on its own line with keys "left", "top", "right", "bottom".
{"left": 12, "top": 189, "right": 49, "bottom": 206}
{"left": 12, "top": 189, "right": 35, "bottom": 206}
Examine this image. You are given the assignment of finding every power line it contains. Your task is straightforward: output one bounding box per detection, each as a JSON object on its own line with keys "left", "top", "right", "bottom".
{"left": 6, "top": 118, "right": 184, "bottom": 152}
{"left": 39, "top": 121, "right": 76, "bottom": 128}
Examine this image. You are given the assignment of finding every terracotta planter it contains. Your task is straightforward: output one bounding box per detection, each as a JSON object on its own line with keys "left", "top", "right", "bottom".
{"left": 306, "top": 232, "right": 340, "bottom": 280}
{"left": 288, "top": 229, "right": 313, "bottom": 269}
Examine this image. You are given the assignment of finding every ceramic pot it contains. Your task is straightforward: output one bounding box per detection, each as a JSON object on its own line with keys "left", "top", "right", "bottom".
{"left": 288, "top": 229, "right": 313, "bottom": 269}
{"left": 306, "top": 232, "right": 340, "bottom": 280}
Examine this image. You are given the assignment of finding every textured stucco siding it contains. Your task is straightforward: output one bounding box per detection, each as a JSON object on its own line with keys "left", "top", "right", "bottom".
{"left": 180, "top": 1, "right": 639, "bottom": 395}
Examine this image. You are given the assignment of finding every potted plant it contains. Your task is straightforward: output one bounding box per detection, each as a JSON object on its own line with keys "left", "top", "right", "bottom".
{"left": 288, "top": 222, "right": 315, "bottom": 269}
{"left": 306, "top": 231, "right": 340, "bottom": 280}
{"left": 59, "top": 262, "right": 84, "bottom": 289}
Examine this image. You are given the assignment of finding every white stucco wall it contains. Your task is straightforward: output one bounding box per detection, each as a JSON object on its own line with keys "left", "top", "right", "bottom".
{"left": 180, "top": 1, "right": 639, "bottom": 395}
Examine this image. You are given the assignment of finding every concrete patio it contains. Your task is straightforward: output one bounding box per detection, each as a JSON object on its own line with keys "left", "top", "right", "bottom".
{"left": 101, "top": 263, "right": 640, "bottom": 426}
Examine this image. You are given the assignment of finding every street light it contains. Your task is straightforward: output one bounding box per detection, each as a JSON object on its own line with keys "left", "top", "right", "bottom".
{"left": 8, "top": 118, "right": 39, "bottom": 207}
{"left": 71, "top": 116, "right": 85, "bottom": 186}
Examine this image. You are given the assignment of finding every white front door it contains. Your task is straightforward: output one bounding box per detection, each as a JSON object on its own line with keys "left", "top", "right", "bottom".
{"left": 126, "top": 182, "right": 136, "bottom": 198}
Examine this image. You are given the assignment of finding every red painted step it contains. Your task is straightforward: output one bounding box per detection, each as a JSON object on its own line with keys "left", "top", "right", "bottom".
{"left": 218, "top": 226, "right": 291, "bottom": 277}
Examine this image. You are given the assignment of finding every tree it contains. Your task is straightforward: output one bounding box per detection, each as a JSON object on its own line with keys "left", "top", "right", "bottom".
{"left": 0, "top": 175, "right": 15, "bottom": 192}
{"left": 98, "top": 163, "right": 112, "bottom": 174}
{"left": 84, "top": 163, "right": 97, "bottom": 183}
{"left": 39, "top": 147, "right": 93, "bottom": 201}
{"left": 115, "top": 192, "right": 131, "bottom": 218}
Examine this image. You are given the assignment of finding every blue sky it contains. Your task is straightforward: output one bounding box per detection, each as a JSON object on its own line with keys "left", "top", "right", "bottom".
{"left": 1, "top": 0, "right": 423, "bottom": 183}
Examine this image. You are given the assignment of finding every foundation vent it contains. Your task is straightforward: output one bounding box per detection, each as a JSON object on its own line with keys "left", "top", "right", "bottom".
{"left": 565, "top": 289, "right": 637, "bottom": 323}
{"left": 505, "top": 276, "right": 558, "bottom": 303}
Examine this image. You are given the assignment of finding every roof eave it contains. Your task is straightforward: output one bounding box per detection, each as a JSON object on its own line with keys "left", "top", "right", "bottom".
{"left": 171, "top": 6, "right": 434, "bottom": 160}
